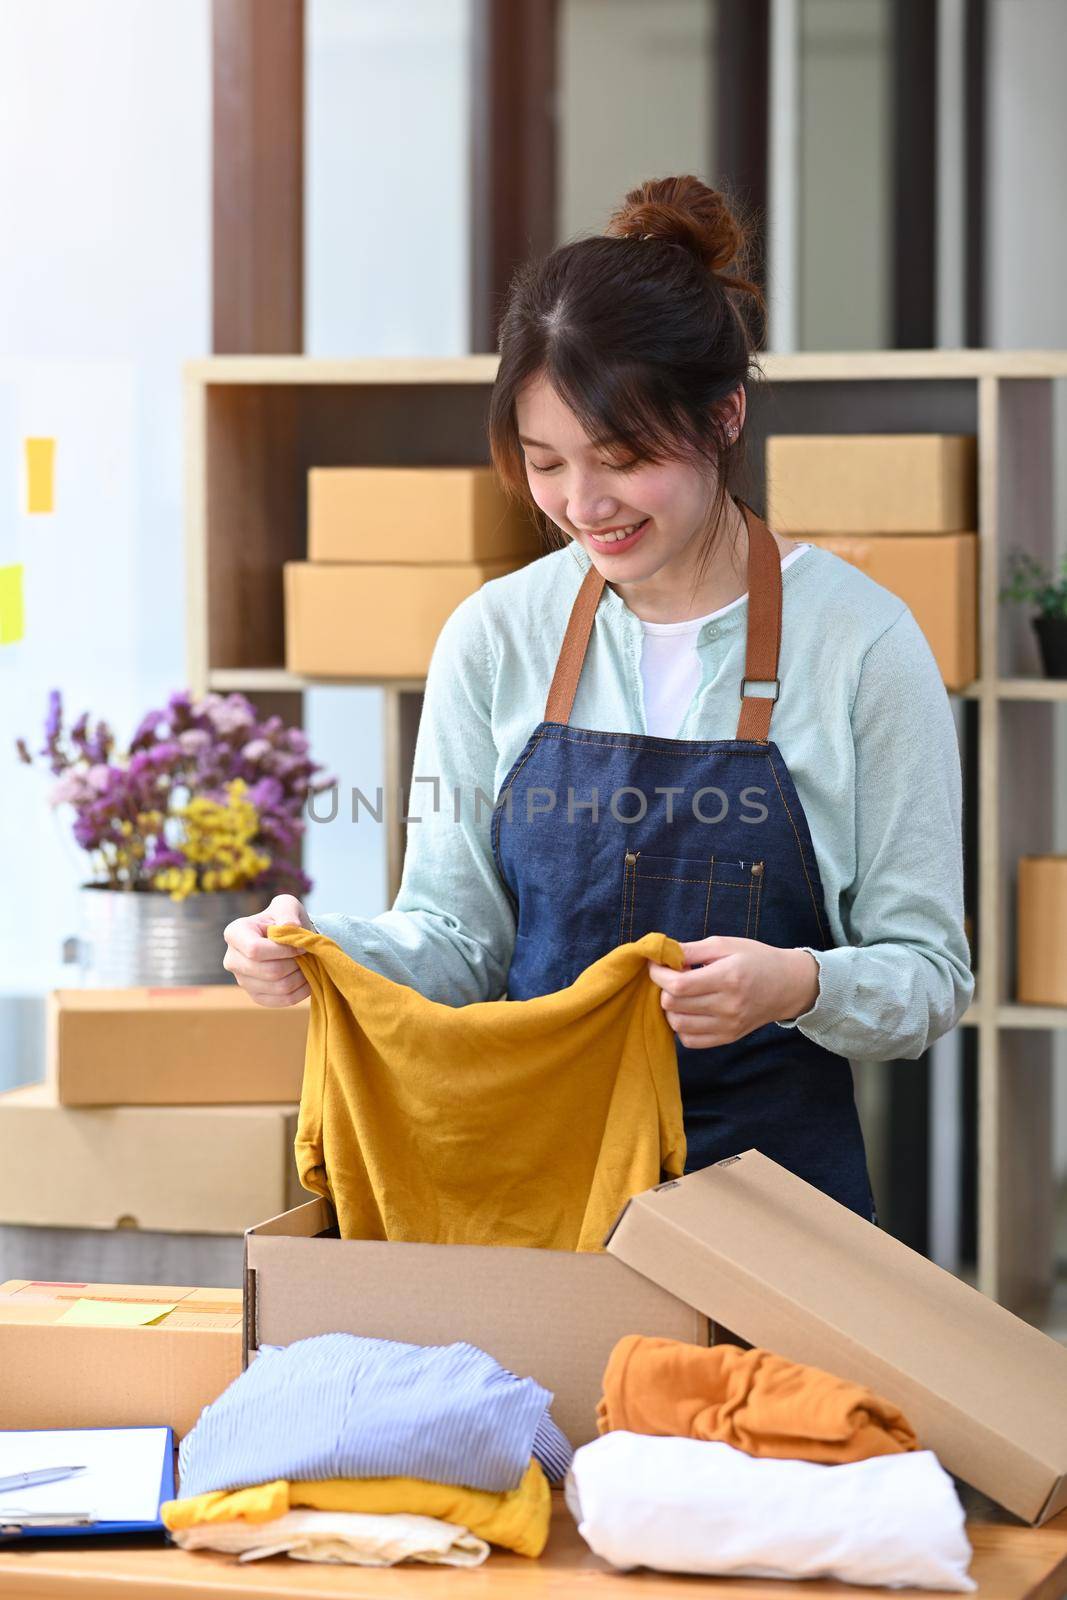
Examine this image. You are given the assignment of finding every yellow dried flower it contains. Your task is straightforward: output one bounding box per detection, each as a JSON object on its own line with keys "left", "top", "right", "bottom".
{"left": 167, "top": 779, "right": 272, "bottom": 895}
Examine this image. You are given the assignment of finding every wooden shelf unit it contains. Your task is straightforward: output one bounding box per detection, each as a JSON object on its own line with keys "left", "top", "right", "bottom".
{"left": 185, "top": 350, "right": 1067, "bottom": 1312}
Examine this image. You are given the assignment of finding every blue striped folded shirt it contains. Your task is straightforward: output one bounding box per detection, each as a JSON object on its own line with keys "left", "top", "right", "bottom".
{"left": 177, "top": 1332, "right": 573, "bottom": 1497}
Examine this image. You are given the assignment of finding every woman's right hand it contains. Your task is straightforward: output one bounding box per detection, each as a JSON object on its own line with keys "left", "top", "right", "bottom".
{"left": 223, "top": 894, "right": 313, "bottom": 1006}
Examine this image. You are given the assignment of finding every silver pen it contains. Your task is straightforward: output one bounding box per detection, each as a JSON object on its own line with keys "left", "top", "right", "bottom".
{"left": 0, "top": 1510, "right": 94, "bottom": 1528}
{"left": 0, "top": 1466, "right": 86, "bottom": 1494}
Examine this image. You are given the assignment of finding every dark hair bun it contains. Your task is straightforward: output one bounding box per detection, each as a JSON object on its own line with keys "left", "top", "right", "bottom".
{"left": 605, "top": 174, "right": 762, "bottom": 308}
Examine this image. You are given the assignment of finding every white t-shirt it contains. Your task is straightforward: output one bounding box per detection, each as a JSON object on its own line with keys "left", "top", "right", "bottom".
{"left": 639, "top": 545, "right": 811, "bottom": 738}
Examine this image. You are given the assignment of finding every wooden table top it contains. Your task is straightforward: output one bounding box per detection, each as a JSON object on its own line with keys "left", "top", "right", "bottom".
{"left": 0, "top": 1492, "right": 1065, "bottom": 1600}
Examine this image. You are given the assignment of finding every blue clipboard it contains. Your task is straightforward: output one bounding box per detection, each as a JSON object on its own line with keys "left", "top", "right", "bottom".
{"left": 0, "top": 1427, "right": 174, "bottom": 1541}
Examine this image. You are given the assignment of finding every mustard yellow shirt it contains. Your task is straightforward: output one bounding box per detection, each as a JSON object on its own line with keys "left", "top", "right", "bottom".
{"left": 268, "top": 924, "right": 687, "bottom": 1250}
{"left": 162, "top": 1458, "right": 550, "bottom": 1558}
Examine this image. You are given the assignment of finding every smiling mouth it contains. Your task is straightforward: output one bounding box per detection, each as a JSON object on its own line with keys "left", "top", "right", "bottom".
{"left": 585, "top": 517, "right": 651, "bottom": 547}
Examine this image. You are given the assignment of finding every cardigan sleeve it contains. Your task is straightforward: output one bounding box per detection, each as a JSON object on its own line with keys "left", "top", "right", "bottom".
{"left": 774, "top": 607, "right": 975, "bottom": 1060}
{"left": 308, "top": 591, "right": 516, "bottom": 1005}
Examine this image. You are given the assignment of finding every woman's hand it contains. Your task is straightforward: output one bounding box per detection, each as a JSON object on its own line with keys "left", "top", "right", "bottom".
{"left": 647, "top": 938, "right": 820, "bottom": 1048}
{"left": 223, "top": 893, "right": 314, "bottom": 1007}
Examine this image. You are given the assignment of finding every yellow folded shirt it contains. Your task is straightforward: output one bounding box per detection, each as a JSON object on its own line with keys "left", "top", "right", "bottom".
{"left": 162, "top": 1458, "right": 551, "bottom": 1558}
{"left": 267, "top": 924, "right": 687, "bottom": 1249}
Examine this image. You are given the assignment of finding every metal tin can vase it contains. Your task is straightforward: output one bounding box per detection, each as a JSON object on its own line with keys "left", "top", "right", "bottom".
{"left": 67, "top": 886, "right": 265, "bottom": 988}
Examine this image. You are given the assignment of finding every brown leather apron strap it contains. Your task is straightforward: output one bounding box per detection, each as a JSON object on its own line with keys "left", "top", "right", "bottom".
{"left": 544, "top": 498, "right": 783, "bottom": 742}
{"left": 544, "top": 560, "right": 607, "bottom": 723}
{"left": 735, "top": 500, "right": 783, "bottom": 744}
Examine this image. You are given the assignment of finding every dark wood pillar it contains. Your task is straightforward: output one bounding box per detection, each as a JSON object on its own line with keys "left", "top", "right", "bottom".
{"left": 891, "top": 0, "right": 938, "bottom": 348}
{"left": 211, "top": 0, "right": 306, "bottom": 889}
{"left": 714, "top": 0, "right": 769, "bottom": 299}
{"left": 212, "top": 0, "right": 304, "bottom": 354}
{"left": 469, "top": 0, "right": 559, "bottom": 354}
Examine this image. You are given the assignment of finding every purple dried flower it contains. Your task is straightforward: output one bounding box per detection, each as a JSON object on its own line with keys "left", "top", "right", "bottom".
{"left": 18, "top": 687, "right": 333, "bottom": 895}
{"left": 87, "top": 721, "right": 113, "bottom": 764}
{"left": 44, "top": 690, "right": 62, "bottom": 744}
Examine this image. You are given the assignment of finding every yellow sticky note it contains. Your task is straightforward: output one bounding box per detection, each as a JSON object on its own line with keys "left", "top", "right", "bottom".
{"left": 25, "top": 437, "right": 55, "bottom": 514}
{"left": 0, "top": 564, "right": 24, "bottom": 645}
{"left": 56, "top": 1298, "right": 177, "bottom": 1328}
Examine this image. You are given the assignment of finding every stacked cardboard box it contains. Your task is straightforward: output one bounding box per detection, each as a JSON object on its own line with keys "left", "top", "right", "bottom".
{"left": 285, "top": 467, "right": 543, "bottom": 677}
{"left": 765, "top": 434, "right": 979, "bottom": 690}
{"left": 1017, "top": 856, "right": 1067, "bottom": 1004}
{"left": 0, "top": 985, "right": 307, "bottom": 1232}
{"left": 0, "top": 1279, "right": 243, "bottom": 1438}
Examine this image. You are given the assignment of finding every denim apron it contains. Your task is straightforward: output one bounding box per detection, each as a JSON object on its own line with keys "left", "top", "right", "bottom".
{"left": 490, "top": 501, "right": 876, "bottom": 1221}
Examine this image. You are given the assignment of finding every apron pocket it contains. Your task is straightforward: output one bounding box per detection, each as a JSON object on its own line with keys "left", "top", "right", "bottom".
{"left": 620, "top": 851, "right": 765, "bottom": 945}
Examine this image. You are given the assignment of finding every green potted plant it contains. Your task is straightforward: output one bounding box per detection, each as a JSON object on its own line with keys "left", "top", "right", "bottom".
{"left": 16, "top": 688, "right": 335, "bottom": 987}
{"left": 999, "top": 548, "right": 1067, "bottom": 679}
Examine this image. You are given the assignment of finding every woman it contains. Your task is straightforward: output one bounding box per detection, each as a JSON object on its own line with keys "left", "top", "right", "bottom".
{"left": 223, "top": 175, "right": 974, "bottom": 1223}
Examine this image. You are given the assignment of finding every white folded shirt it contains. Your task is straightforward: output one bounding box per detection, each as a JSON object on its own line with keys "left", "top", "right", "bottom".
{"left": 565, "top": 1432, "right": 976, "bottom": 1591}
{"left": 171, "top": 1508, "right": 489, "bottom": 1568}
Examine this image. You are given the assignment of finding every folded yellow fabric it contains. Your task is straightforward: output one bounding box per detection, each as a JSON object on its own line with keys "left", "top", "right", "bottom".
{"left": 596, "top": 1336, "right": 920, "bottom": 1464}
{"left": 162, "top": 1458, "right": 551, "bottom": 1558}
{"left": 267, "top": 924, "right": 687, "bottom": 1249}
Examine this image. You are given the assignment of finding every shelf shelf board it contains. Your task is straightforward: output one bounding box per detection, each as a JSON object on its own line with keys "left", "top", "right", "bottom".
{"left": 184, "top": 350, "right": 1067, "bottom": 386}
{"left": 955, "top": 681, "right": 1067, "bottom": 701}
{"left": 957, "top": 999, "right": 1067, "bottom": 1029}
{"left": 996, "top": 1002, "right": 1067, "bottom": 1029}
{"left": 996, "top": 678, "right": 1067, "bottom": 701}
{"left": 204, "top": 672, "right": 1067, "bottom": 718}
{"left": 212, "top": 670, "right": 1059, "bottom": 702}
{"left": 208, "top": 668, "right": 427, "bottom": 694}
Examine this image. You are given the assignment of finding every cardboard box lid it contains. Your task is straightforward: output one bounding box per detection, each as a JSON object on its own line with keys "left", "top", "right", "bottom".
{"left": 605, "top": 1151, "right": 1067, "bottom": 1526}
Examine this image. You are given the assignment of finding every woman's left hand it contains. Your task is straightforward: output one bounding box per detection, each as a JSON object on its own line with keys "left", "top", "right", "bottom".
{"left": 647, "top": 938, "right": 820, "bottom": 1049}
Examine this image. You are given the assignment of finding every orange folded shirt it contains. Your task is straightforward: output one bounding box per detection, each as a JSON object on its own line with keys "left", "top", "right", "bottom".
{"left": 596, "top": 1335, "right": 919, "bottom": 1464}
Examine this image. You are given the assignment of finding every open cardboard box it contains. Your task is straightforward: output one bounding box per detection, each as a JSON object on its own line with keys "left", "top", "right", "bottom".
{"left": 245, "top": 1149, "right": 1067, "bottom": 1527}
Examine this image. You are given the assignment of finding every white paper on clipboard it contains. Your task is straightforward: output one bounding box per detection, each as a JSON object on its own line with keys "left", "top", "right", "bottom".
{"left": 0, "top": 1427, "right": 169, "bottom": 1523}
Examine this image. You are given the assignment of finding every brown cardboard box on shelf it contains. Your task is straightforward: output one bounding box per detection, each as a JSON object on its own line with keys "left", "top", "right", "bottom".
{"left": 284, "top": 558, "right": 527, "bottom": 678}
{"left": 308, "top": 467, "right": 543, "bottom": 564}
{"left": 46, "top": 985, "right": 309, "bottom": 1106}
{"left": 1017, "top": 856, "right": 1067, "bottom": 1005}
{"left": 766, "top": 434, "right": 977, "bottom": 533}
{"left": 0, "top": 1280, "right": 241, "bottom": 1439}
{"left": 246, "top": 1150, "right": 1067, "bottom": 1525}
{"left": 802, "top": 532, "right": 978, "bottom": 689}
{"left": 0, "top": 1084, "right": 303, "bottom": 1233}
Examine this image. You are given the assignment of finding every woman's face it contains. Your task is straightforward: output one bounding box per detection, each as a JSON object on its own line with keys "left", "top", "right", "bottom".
{"left": 514, "top": 372, "right": 743, "bottom": 585}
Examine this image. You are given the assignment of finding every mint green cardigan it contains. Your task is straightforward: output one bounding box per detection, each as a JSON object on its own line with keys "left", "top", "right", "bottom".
{"left": 310, "top": 539, "right": 974, "bottom": 1062}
